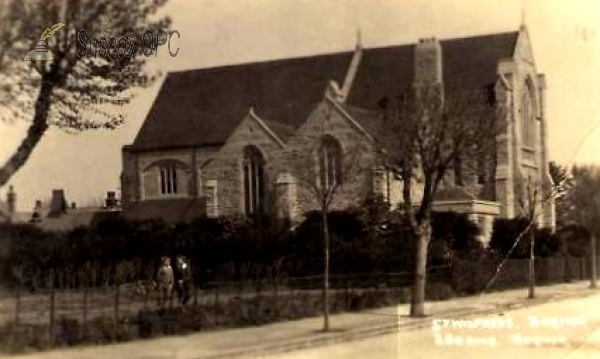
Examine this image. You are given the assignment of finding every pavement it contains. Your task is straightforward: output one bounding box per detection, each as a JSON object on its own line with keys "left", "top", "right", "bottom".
{"left": 3, "top": 281, "right": 598, "bottom": 359}
{"left": 267, "top": 284, "right": 600, "bottom": 359}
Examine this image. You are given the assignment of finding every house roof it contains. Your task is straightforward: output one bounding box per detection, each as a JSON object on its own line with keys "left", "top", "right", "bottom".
{"left": 34, "top": 209, "right": 104, "bottom": 232}
{"left": 122, "top": 198, "right": 206, "bottom": 223}
{"left": 0, "top": 201, "right": 8, "bottom": 222}
{"left": 131, "top": 31, "right": 518, "bottom": 151}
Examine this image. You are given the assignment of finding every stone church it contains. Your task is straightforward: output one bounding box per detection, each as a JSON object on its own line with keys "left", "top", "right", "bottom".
{"left": 120, "top": 25, "right": 555, "bottom": 241}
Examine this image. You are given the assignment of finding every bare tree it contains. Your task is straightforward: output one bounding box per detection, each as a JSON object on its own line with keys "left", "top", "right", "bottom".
{"left": 515, "top": 172, "right": 569, "bottom": 298}
{"left": 284, "top": 103, "right": 369, "bottom": 331}
{"left": 373, "top": 84, "right": 502, "bottom": 317}
{"left": 0, "top": 0, "right": 170, "bottom": 187}
{"left": 550, "top": 161, "right": 575, "bottom": 228}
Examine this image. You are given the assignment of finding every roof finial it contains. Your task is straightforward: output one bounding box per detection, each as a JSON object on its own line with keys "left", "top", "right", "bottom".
{"left": 520, "top": 1, "right": 527, "bottom": 29}
{"left": 356, "top": 27, "right": 362, "bottom": 49}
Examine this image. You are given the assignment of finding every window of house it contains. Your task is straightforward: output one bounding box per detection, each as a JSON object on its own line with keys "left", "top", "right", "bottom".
{"left": 159, "top": 165, "right": 178, "bottom": 195}
{"left": 242, "top": 145, "right": 265, "bottom": 215}
{"left": 318, "top": 136, "right": 343, "bottom": 189}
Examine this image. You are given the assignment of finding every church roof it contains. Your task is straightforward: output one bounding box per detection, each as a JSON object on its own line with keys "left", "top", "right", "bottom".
{"left": 130, "top": 31, "right": 518, "bottom": 152}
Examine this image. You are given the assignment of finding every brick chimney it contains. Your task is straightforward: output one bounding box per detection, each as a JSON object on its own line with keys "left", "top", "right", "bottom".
{"left": 414, "top": 37, "right": 443, "bottom": 85}
{"left": 105, "top": 191, "right": 118, "bottom": 210}
{"left": 6, "top": 185, "right": 15, "bottom": 218}
{"left": 48, "top": 189, "right": 67, "bottom": 217}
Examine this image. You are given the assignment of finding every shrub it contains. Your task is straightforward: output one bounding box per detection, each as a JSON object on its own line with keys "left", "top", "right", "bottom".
{"left": 0, "top": 283, "right": 498, "bottom": 355}
{"left": 0, "top": 323, "right": 52, "bottom": 353}
{"left": 54, "top": 317, "right": 82, "bottom": 346}
{"left": 84, "top": 317, "right": 119, "bottom": 344}
{"left": 425, "top": 283, "right": 453, "bottom": 301}
{"left": 490, "top": 218, "right": 562, "bottom": 259}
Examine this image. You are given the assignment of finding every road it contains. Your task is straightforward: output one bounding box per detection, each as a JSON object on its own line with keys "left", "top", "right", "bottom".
{"left": 253, "top": 291, "right": 600, "bottom": 359}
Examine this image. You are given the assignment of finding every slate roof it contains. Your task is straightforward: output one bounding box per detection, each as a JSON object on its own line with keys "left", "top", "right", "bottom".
{"left": 339, "top": 104, "right": 384, "bottom": 139}
{"left": 260, "top": 118, "right": 296, "bottom": 143}
{"left": 131, "top": 31, "right": 519, "bottom": 152}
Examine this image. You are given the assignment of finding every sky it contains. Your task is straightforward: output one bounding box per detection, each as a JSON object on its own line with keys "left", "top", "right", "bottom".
{"left": 0, "top": 0, "right": 599, "bottom": 212}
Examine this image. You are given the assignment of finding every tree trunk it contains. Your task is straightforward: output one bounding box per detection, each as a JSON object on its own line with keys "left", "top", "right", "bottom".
{"left": 410, "top": 221, "right": 431, "bottom": 318}
{"left": 322, "top": 209, "right": 330, "bottom": 331}
{"left": 528, "top": 229, "right": 536, "bottom": 298}
{"left": 0, "top": 79, "right": 54, "bottom": 187}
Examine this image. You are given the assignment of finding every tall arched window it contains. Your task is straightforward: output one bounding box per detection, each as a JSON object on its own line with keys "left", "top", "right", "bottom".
{"left": 242, "top": 145, "right": 265, "bottom": 215}
{"left": 521, "top": 81, "right": 536, "bottom": 149}
{"left": 317, "top": 136, "right": 343, "bottom": 189}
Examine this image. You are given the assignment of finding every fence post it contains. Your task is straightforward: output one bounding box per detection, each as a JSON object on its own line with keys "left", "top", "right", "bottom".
{"left": 15, "top": 283, "right": 21, "bottom": 328}
{"left": 344, "top": 280, "right": 349, "bottom": 311}
{"left": 49, "top": 269, "right": 56, "bottom": 343}
{"left": 193, "top": 284, "right": 198, "bottom": 306}
{"left": 83, "top": 285, "right": 88, "bottom": 336}
{"left": 214, "top": 282, "right": 219, "bottom": 308}
{"left": 82, "top": 267, "right": 88, "bottom": 336}
{"left": 143, "top": 285, "right": 149, "bottom": 309}
{"left": 114, "top": 284, "right": 120, "bottom": 329}
{"left": 273, "top": 273, "right": 279, "bottom": 317}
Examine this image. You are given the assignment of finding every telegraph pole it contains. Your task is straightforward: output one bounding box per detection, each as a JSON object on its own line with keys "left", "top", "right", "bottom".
{"left": 592, "top": 194, "right": 599, "bottom": 289}
{"left": 591, "top": 233, "right": 598, "bottom": 289}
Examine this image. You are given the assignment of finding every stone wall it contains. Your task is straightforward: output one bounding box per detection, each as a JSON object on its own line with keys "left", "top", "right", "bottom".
{"left": 121, "top": 145, "right": 218, "bottom": 208}
{"left": 202, "top": 112, "right": 285, "bottom": 217}
{"left": 274, "top": 99, "right": 376, "bottom": 220}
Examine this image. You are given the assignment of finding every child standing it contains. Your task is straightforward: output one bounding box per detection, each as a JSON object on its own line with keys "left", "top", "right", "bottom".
{"left": 174, "top": 255, "right": 192, "bottom": 307}
{"left": 156, "top": 256, "right": 174, "bottom": 308}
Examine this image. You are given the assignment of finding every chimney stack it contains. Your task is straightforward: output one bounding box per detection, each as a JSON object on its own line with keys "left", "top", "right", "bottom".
{"left": 414, "top": 37, "right": 443, "bottom": 85}
{"left": 48, "top": 189, "right": 67, "bottom": 217}
{"left": 105, "top": 191, "right": 118, "bottom": 210}
{"left": 30, "top": 200, "right": 42, "bottom": 223}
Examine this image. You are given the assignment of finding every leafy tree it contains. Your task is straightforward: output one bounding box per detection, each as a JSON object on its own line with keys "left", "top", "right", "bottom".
{"left": 489, "top": 218, "right": 562, "bottom": 259}
{"left": 568, "top": 165, "right": 600, "bottom": 287}
{"left": 556, "top": 224, "right": 590, "bottom": 258}
{"left": 431, "top": 212, "right": 481, "bottom": 254}
{"left": 0, "top": 0, "right": 170, "bottom": 187}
